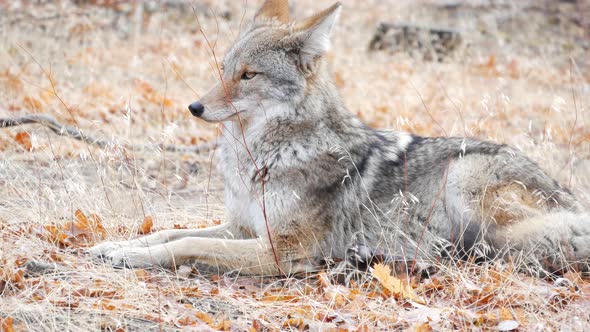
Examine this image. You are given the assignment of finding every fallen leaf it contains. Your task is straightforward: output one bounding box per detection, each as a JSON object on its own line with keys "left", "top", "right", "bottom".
{"left": 213, "top": 320, "right": 231, "bottom": 331}
{"left": 1, "top": 316, "right": 15, "bottom": 332}
{"left": 261, "top": 294, "right": 298, "bottom": 302}
{"left": 413, "top": 322, "right": 432, "bottom": 332}
{"left": 283, "top": 318, "right": 306, "bottom": 329}
{"left": 372, "top": 263, "right": 425, "bottom": 304}
{"left": 139, "top": 216, "right": 153, "bottom": 235}
{"left": 195, "top": 311, "right": 213, "bottom": 325}
{"left": 14, "top": 132, "right": 32, "bottom": 151}
{"left": 41, "top": 225, "right": 70, "bottom": 247}
{"left": 499, "top": 307, "right": 513, "bottom": 321}
{"left": 38, "top": 210, "right": 107, "bottom": 247}
{"left": 134, "top": 269, "right": 151, "bottom": 281}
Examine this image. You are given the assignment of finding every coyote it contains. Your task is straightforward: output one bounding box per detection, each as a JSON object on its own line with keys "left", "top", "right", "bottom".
{"left": 90, "top": 0, "right": 590, "bottom": 276}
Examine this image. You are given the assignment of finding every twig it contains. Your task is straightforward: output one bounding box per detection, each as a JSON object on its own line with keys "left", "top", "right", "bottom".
{"left": 0, "top": 113, "right": 215, "bottom": 154}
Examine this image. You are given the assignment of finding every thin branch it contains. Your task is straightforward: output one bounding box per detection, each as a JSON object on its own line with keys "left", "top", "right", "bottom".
{"left": 0, "top": 113, "right": 216, "bottom": 154}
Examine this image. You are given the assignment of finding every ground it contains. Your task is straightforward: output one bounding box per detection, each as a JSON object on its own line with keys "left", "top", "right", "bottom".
{"left": 0, "top": 0, "right": 589, "bottom": 331}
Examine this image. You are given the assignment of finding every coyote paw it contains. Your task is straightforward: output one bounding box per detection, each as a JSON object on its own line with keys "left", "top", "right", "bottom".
{"left": 100, "top": 246, "right": 172, "bottom": 269}
{"left": 87, "top": 241, "right": 127, "bottom": 258}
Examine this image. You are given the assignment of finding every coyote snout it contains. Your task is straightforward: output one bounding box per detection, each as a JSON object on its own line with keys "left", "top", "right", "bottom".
{"left": 188, "top": 101, "right": 204, "bottom": 117}
{"left": 187, "top": 80, "right": 259, "bottom": 123}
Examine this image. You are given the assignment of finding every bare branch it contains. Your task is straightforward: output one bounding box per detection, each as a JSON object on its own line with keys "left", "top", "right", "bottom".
{"left": 0, "top": 113, "right": 215, "bottom": 154}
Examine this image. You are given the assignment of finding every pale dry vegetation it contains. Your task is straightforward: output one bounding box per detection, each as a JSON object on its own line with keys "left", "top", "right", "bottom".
{"left": 0, "top": 0, "right": 589, "bottom": 331}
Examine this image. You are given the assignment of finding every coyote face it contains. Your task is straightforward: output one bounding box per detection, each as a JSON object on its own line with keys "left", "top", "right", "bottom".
{"left": 188, "top": 2, "right": 342, "bottom": 124}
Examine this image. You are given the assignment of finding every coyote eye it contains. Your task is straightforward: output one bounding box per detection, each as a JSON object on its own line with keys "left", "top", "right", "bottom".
{"left": 241, "top": 72, "right": 257, "bottom": 80}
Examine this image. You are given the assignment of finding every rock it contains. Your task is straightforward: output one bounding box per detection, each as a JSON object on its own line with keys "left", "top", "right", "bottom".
{"left": 368, "top": 23, "right": 463, "bottom": 61}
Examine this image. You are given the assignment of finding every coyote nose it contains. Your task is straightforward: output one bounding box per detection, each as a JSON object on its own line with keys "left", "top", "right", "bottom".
{"left": 188, "top": 102, "right": 205, "bottom": 117}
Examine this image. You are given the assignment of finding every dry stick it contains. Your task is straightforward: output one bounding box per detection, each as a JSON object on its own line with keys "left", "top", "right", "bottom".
{"left": 0, "top": 113, "right": 216, "bottom": 154}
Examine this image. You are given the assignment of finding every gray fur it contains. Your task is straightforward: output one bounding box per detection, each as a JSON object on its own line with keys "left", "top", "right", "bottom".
{"left": 89, "top": 1, "right": 590, "bottom": 277}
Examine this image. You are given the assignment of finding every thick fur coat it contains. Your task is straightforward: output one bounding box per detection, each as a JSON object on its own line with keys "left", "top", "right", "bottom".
{"left": 90, "top": 0, "right": 590, "bottom": 277}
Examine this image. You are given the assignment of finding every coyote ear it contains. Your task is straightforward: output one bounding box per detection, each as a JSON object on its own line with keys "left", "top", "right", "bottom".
{"left": 293, "top": 2, "right": 342, "bottom": 65}
{"left": 254, "top": 0, "right": 290, "bottom": 23}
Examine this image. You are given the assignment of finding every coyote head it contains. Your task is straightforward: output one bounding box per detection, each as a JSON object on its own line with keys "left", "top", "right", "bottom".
{"left": 188, "top": 0, "right": 342, "bottom": 123}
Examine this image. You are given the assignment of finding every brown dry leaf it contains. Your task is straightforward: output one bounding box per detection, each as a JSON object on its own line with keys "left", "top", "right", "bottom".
{"left": 413, "top": 322, "right": 432, "bottom": 332}
{"left": 499, "top": 307, "right": 514, "bottom": 321}
{"left": 283, "top": 318, "right": 306, "bottom": 330}
{"left": 73, "top": 287, "right": 118, "bottom": 298}
{"left": 75, "top": 209, "right": 90, "bottom": 228}
{"left": 39, "top": 210, "right": 107, "bottom": 247}
{"left": 89, "top": 213, "right": 108, "bottom": 238}
{"left": 134, "top": 269, "right": 151, "bottom": 281}
{"left": 10, "top": 269, "right": 25, "bottom": 290}
{"left": 14, "top": 132, "right": 32, "bottom": 151}
{"left": 0, "top": 270, "right": 5, "bottom": 294}
{"left": 49, "top": 297, "right": 80, "bottom": 308}
{"left": 138, "top": 216, "right": 153, "bottom": 235}
{"left": 468, "top": 286, "right": 497, "bottom": 306}
{"left": 261, "top": 294, "right": 298, "bottom": 302}
{"left": 94, "top": 299, "right": 116, "bottom": 311}
{"left": 73, "top": 210, "right": 107, "bottom": 239}
{"left": 195, "top": 311, "right": 214, "bottom": 325}
{"left": 176, "top": 316, "right": 196, "bottom": 326}
{"left": 213, "top": 320, "right": 232, "bottom": 331}
{"left": 372, "top": 263, "right": 425, "bottom": 304}
{"left": 1, "top": 317, "right": 15, "bottom": 332}
{"left": 42, "top": 225, "right": 71, "bottom": 247}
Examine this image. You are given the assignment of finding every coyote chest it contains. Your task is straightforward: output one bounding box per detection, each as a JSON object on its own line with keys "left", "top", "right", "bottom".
{"left": 218, "top": 140, "right": 267, "bottom": 237}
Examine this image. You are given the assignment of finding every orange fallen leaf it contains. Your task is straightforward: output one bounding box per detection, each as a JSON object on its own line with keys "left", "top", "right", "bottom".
{"left": 283, "top": 318, "right": 306, "bottom": 329}
{"left": 1, "top": 316, "right": 15, "bottom": 332}
{"left": 261, "top": 294, "right": 298, "bottom": 302}
{"left": 176, "top": 316, "right": 195, "bottom": 326}
{"left": 499, "top": 307, "right": 514, "bottom": 321}
{"left": 42, "top": 225, "right": 70, "bottom": 247}
{"left": 10, "top": 269, "right": 25, "bottom": 290}
{"left": 14, "top": 132, "right": 32, "bottom": 151}
{"left": 95, "top": 299, "right": 116, "bottom": 311}
{"left": 213, "top": 320, "right": 232, "bottom": 331}
{"left": 195, "top": 311, "right": 214, "bottom": 325}
{"left": 372, "top": 263, "right": 425, "bottom": 304}
{"left": 139, "top": 216, "right": 153, "bottom": 234}
{"left": 134, "top": 269, "right": 151, "bottom": 281}
{"left": 39, "top": 210, "right": 107, "bottom": 247}
{"left": 413, "top": 322, "right": 432, "bottom": 332}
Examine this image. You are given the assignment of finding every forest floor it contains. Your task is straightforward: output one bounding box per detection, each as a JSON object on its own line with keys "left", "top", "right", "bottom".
{"left": 1, "top": 0, "right": 589, "bottom": 330}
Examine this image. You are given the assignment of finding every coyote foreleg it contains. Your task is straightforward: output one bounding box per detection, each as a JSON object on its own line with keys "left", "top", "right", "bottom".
{"left": 100, "top": 236, "right": 315, "bottom": 275}
{"left": 88, "top": 224, "right": 238, "bottom": 258}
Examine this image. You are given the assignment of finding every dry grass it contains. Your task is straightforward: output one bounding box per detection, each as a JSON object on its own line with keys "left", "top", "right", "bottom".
{"left": 0, "top": 0, "right": 589, "bottom": 330}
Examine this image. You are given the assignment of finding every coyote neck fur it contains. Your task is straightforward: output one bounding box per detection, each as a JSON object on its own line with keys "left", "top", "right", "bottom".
{"left": 219, "top": 61, "right": 402, "bottom": 180}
